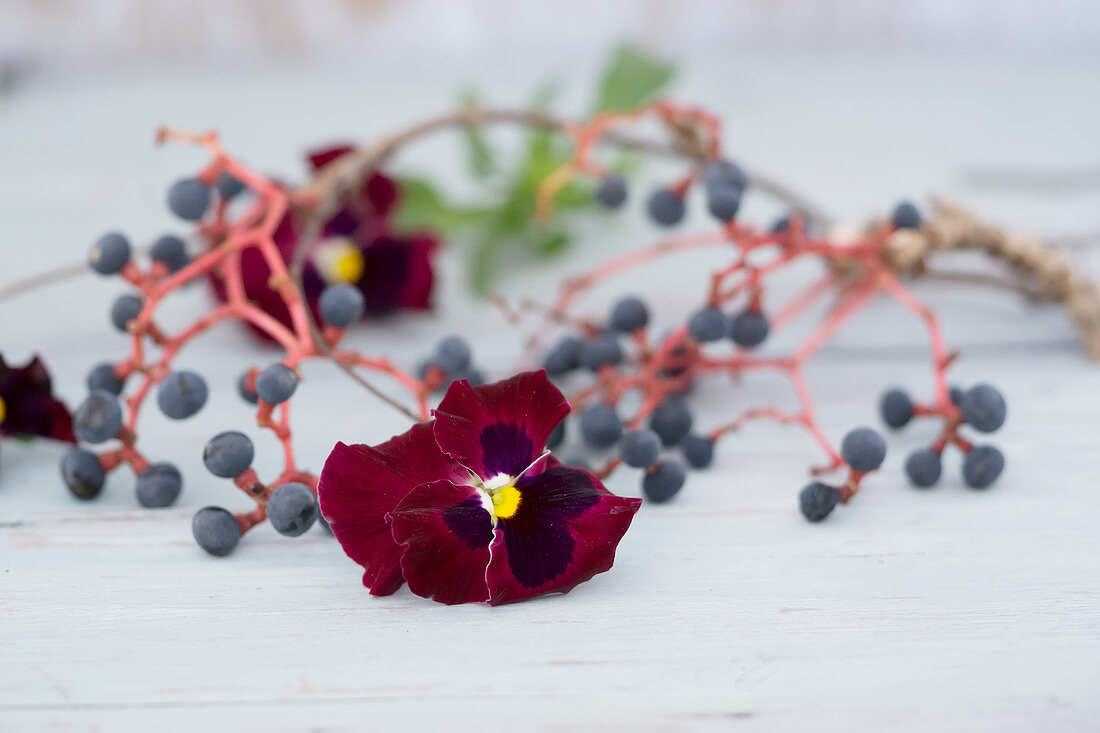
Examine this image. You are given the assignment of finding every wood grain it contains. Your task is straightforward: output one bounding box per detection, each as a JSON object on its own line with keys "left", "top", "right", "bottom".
{"left": 2, "top": 58, "right": 1099, "bottom": 732}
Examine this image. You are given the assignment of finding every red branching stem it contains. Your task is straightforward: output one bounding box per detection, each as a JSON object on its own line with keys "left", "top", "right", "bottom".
{"left": 83, "top": 101, "right": 962, "bottom": 539}
{"left": 514, "top": 105, "right": 966, "bottom": 501}
{"left": 87, "top": 127, "right": 442, "bottom": 536}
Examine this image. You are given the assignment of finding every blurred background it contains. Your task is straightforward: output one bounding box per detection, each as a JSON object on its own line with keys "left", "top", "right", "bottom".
{"left": 5, "top": 0, "right": 1100, "bottom": 69}
{"left": 2, "top": 0, "right": 1096, "bottom": 238}
{"left": 1, "top": 0, "right": 1097, "bottom": 509}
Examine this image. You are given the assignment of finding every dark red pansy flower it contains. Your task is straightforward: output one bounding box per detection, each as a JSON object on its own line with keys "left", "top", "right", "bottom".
{"left": 0, "top": 354, "right": 76, "bottom": 459}
{"left": 209, "top": 145, "right": 437, "bottom": 341}
{"left": 318, "top": 370, "right": 642, "bottom": 605}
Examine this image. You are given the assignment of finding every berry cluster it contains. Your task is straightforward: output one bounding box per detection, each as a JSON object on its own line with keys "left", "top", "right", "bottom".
{"left": 879, "top": 382, "right": 1007, "bottom": 490}
{"left": 417, "top": 335, "right": 485, "bottom": 391}
{"left": 536, "top": 290, "right": 893, "bottom": 514}
{"left": 62, "top": 100, "right": 1008, "bottom": 560}
{"left": 520, "top": 101, "right": 986, "bottom": 521}
{"left": 64, "top": 130, "right": 439, "bottom": 556}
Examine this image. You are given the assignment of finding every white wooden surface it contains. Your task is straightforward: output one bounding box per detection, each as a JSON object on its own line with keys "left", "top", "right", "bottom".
{"left": 2, "top": 54, "right": 1099, "bottom": 731}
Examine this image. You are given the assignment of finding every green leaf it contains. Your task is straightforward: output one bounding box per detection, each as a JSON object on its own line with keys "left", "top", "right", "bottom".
{"left": 592, "top": 44, "right": 676, "bottom": 114}
{"left": 393, "top": 176, "right": 487, "bottom": 235}
{"left": 459, "top": 89, "right": 495, "bottom": 179}
{"left": 469, "top": 229, "right": 508, "bottom": 295}
{"left": 532, "top": 229, "right": 570, "bottom": 257}
{"left": 403, "top": 45, "right": 677, "bottom": 295}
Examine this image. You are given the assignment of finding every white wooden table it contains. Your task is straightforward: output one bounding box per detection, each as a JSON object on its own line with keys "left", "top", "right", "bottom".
{"left": 2, "top": 57, "right": 1099, "bottom": 731}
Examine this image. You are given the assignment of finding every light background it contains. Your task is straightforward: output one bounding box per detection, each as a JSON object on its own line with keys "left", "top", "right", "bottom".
{"left": 1, "top": 2, "right": 1099, "bottom": 731}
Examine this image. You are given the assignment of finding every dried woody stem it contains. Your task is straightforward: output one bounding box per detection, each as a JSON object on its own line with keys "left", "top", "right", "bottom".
{"left": 882, "top": 199, "right": 1100, "bottom": 359}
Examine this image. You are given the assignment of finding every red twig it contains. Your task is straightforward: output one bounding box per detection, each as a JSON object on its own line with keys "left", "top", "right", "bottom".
{"left": 89, "top": 128, "right": 435, "bottom": 536}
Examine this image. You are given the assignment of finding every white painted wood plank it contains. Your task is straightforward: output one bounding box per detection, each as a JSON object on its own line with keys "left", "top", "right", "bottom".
{"left": 2, "top": 55, "right": 1100, "bottom": 732}
{"left": 3, "top": 353, "right": 1099, "bottom": 731}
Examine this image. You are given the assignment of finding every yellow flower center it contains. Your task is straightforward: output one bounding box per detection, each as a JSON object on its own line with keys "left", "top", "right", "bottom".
{"left": 317, "top": 238, "right": 365, "bottom": 284}
{"left": 0, "top": 394, "right": 6, "bottom": 425}
{"left": 490, "top": 484, "right": 521, "bottom": 519}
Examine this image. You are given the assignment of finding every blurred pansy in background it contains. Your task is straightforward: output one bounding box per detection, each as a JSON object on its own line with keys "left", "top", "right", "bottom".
{"left": 0, "top": 353, "right": 75, "bottom": 470}
{"left": 208, "top": 145, "right": 438, "bottom": 341}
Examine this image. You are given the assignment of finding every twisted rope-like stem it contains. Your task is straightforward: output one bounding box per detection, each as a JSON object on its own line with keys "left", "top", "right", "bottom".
{"left": 883, "top": 200, "right": 1100, "bottom": 359}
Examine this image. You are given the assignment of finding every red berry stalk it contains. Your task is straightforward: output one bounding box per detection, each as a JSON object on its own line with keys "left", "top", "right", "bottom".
{"left": 516, "top": 102, "right": 1006, "bottom": 517}
{"left": 63, "top": 100, "right": 1009, "bottom": 553}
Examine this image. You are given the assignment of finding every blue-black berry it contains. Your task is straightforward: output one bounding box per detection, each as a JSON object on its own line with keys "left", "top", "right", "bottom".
{"left": 192, "top": 506, "right": 241, "bottom": 557}
{"left": 649, "top": 396, "right": 693, "bottom": 446}
{"left": 157, "top": 370, "right": 208, "bottom": 420}
{"left": 73, "top": 391, "right": 123, "bottom": 444}
{"left": 706, "top": 186, "right": 741, "bottom": 222}
{"left": 167, "top": 178, "right": 211, "bottom": 221}
{"left": 87, "top": 363, "right": 124, "bottom": 395}
{"left": 880, "top": 388, "right": 914, "bottom": 429}
{"left": 962, "top": 445, "right": 1004, "bottom": 489}
{"left": 680, "top": 433, "right": 714, "bottom": 469}
{"left": 136, "top": 462, "right": 182, "bottom": 508}
{"left": 418, "top": 359, "right": 443, "bottom": 383}
{"left": 688, "top": 307, "right": 727, "bottom": 342}
{"left": 150, "top": 235, "right": 189, "bottom": 273}
{"left": 319, "top": 285, "right": 365, "bottom": 328}
{"left": 203, "top": 431, "right": 255, "bottom": 478}
{"left": 729, "top": 309, "right": 769, "bottom": 349}
{"left": 237, "top": 371, "right": 258, "bottom": 404}
{"left": 256, "top": 364, "right": 298, "bottom": 405}
{"left": 61, "top": 448, "right": 106, "bottom": 500}
{"left": 110, "top": 294, "right": 144, "bottom": 333}
{"left": 891, "top": 200, "right": 922, "bottom": 230}
{"left": 579, "top": 404, "right": 623, "bottom": 448}
{"left": 619, "top": 429, "right": 661, "bottom": 468}
{"left": 458, "top": 367, "right": 485, "bottom": 386}
{"left": 564, "top": 455, "right": 592, "bottom": 471}
{"left": 647, "top": 188, "right": 685, "bottom": 226}
{"left": 543, "top": 335, "right": 584, "bottom": 376}
{"left": 799, "top": 481, "right": 840, "bottom": 522}
{"left": 642, "top": 460, "right": 686, "bottom": 503}
{"left": 959, "top": 384, "right": 1006, "bottom": 433}
{"left": 267, "top": 482, "right": 319, "bottom": 537}
{"left": 216, "top": 172, "right": 246, "bottom": 201}
{"left": 435, "top": 336, "right": 472, "bottom": 374}
{"left": 949, "top": 385, "right": 964, "bottom": 406}
{"left": 905, "top": 447, "right": 942, "bottom": 488}
{"left": 420, "top": 358, "right": 482, "bottom": 391}
{"left": 579, "top": 335, "right": 623, "bottom": 372}
{"left": 703, "top": 159, "right": 748, "bottom": 193}
{"left": 547, "top": 422, "right": 566, "bottom": 450}
{"left": 841, "top": 427, "right": 887, "bottom": 472}
{"left": 596, "top": 174, "right": 628, "bottom": 209}
{"left": 89, "top": 232, "right": 131, "bottom": 275}
{"left": 609, "top": 296, "right": 650, "bottom": 333}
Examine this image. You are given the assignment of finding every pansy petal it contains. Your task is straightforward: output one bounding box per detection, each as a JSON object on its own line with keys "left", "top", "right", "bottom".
{"left": 387, "top": 480, "right": 493, "bottom": 605}
{"left": 307, "top": 144, "right": 354, "bottom": 171}
{"left": 0, "top": 356, "right": 75, "bottom": 443}
{"left": 433, "top": 371, "right": 569, "bottom": 481}
{"left": 4, "top": 394, "right": 76, "bottom": 443}
{"left": 392, "top": 233, "right": 436, "bottom": 310}
{"left": 322, "top": 206, "right": 360, "bottom": 238}
{"left": 317, "top": 422, "right": 464, "bottom": 596}
{"left": 485, "top": 465, "right": 641, "bottom": 605}
{"left": 363, "top": 173, "right": 399, "bottom": 219}
{"left": 307, "top": 145, "right": 399, "bottom": 218}
{"left": 355, "top": 233, "right": 437, "bottom": 315}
